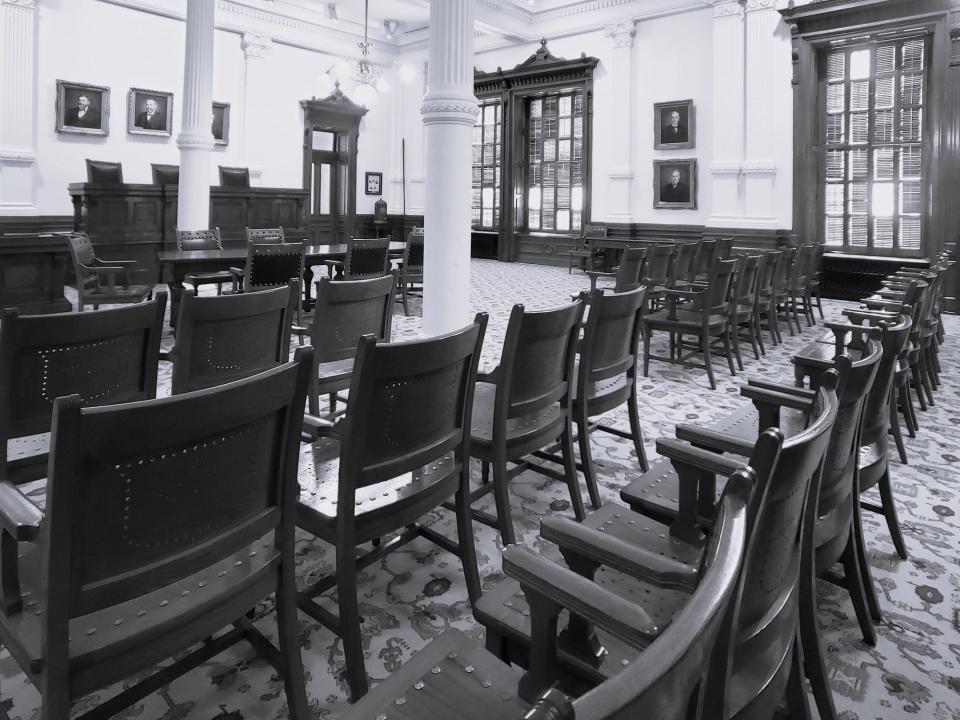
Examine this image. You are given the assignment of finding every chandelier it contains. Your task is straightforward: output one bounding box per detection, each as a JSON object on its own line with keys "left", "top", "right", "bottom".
{"left": 329, "top": 0, "right": 389, "bottom": 107}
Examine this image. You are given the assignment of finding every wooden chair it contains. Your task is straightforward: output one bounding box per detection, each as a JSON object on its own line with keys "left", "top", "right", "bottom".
{"left": 176, "top": 227, "right": 234, "bottom": 296}
{"left": 325, "top": 236, "right": 391, "bottom": 280}
{"left": 669, "top": 240, "right": 701, "bottom": 289}
{"left": 295, "top": 315, "right": 488, "bottom": 701}
{"left": 394, "top": 227, "right": 424, "bottom": 316}
{"left": 571, "top": 286, "right": 649, "bottom": 509}
{"left": 0, "top": 296, "right": 166, "bottom": 487}
{"left": 754, "top": 249, "right": 781, "bottom": 351}
{"left": 65, "top": 232, "right": 153, "bottom": 311}
{"left": 641, "top": 243, "right": 676, "bottom": 311}
{"left": 468, "top": 300, "right": 586, "bottom": 546}
{"left": 305, "top": 274, "right": 395, "bottom": 427}
{"left": 85, "top": 159, "right": 123, "bottom": 184}
{"left": 150, "top": 163, "right": 179, "bottom": 185}
{"left": 786, "top": 243, "right": 817, "bottom": 329}
{"left": 0, "top": 350, "right": 313, "bottom": 720}
{"left": 582, "top": 246, "right": 645, "bottom": 295}
{"left": 807, "top": 241, "right": 826, "bottom": 319}
{"left": 245, "top": 227, "right": 285, "bottom": 244}
{"left": 475, "top": 374, "right": 838, "bottom": 720}
{"left": 691, "top": 237, "right": 719, "bottom": 283}
{"left": 163, "top": 282, "right": 295, "bottom": 395}
{"left": 218, "top": 165, "right": 250, "bottom": 187}
{"left": 728, "top": 252, "right": 765, "bottom": 369}
{"left": 715, "top": 236, "right": 735, "bottom": 261}
{"left": 568, "top": 223, "right": 606, "bottom": 274}
{"left": 236, "top": 242, "right": 306, "bottom": 331}
{"left": 643, "top": 257, "right": 739, "bottom": 390}
{"left": 341, "top": 465, "right": 753, "bottom": 720}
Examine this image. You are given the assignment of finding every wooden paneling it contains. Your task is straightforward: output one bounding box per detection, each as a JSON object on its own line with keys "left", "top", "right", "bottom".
{"left": 821, "top": 252, "right": 929, "bottom": 300}
{"left": 70, "top": 183, "right": 308, "bottom": 282}
{"left": 0, "top": 223, "right": 73, "bottom": 314}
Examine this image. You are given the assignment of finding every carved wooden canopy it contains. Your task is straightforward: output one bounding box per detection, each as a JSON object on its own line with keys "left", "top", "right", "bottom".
{"left": 474, "top": 39, "right": 599, "bottom": 96}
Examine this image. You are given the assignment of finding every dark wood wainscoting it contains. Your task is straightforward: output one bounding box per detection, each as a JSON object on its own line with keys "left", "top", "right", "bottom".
{"left": 352, "top": 214, "right": 425, "bottom": 243}
{"left": 0, "top": 216, "right": 74, "bottom": 314}
{"left": 821, "top": 253, "right": 929, "bottom": 301}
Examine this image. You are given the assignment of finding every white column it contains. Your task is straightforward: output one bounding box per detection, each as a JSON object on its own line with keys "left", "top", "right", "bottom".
{"left": 604, "top": 21, "right": 636, "bottom": 222}
{"left": 420, "top": 0, "right": 477, "bottom": 336}
{"left": 0, "top": 0, "right": 37, "bottom": 214}
{"left": 177, "top": 0, "right": 216, "bottom": 232}
{"left": 742, "top": 0, "right": 781, "bottom": 227}
{"left": 239, "top": 33, "right": 272, "bottom": 186}
{"left": 707, "top": 0, "right": 745, "bottom": 227}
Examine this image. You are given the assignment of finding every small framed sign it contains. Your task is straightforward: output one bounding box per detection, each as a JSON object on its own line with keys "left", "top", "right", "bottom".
{"left": 365, "top": 171, "right": 382, "bottom": 196}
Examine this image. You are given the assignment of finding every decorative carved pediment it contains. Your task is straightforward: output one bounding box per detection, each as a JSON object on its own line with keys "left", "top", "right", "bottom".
{"left": 474, "top": 39, "right": 599, "bottom": 96}
{"left": 300, "top": 82, "right": 368, "bottom": 121}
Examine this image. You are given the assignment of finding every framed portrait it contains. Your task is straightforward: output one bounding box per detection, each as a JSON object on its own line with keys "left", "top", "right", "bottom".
{"left": 365, "top": 171, "right": 382, "bottom": 196}
{"left": 654, "top": 159, "right": 697, "bottom": 210}
{"left": 654, "top": 99, "right": 695, "bottom": 150}
{"left": 212, "top": 102, "right": 230, "bottom": 145}
{"left": 56, "top": 80, "right": 110, "bottom": 136}
{"left": 127, "top": 88, "right": 173, "bottom": 137}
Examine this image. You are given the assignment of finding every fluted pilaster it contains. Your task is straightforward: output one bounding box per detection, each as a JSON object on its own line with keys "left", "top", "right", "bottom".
{"left": 604, "top": 20, "right": 636, "bottom": 222}
{"left": 239, "top": 33, "right": 272, "bottom": 186}
{"left": 177, "top": 0, "right": 216, "bottom": 231}
{"left": 0, "top": 0, "right": 38, "bottom": 214}
{"left": 420, "top": 0, "right": 478, "bottom": 335}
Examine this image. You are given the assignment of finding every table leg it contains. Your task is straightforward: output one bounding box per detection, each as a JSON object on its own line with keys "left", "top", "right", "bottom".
{"left": 167, "top": 273, "right": 186, "bottom": 328}
{"left": 302, "top": 265, "right": 316, "bottom": 311}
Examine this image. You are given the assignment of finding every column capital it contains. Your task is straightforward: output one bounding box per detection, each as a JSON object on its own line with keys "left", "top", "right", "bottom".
{"left": 604, "top": 20, "right": 637, "bottom": 48}
{"left": 712, "top": 0, "right": 744, "bottom": 19}
{"left": 744, "top": 0, "right": 778, "bottom": 13}
{"left": 241, "top": 33, "right": 273, "bottom": 59}
{"left": 1, "top": 0, "right": 37, "bottom": 8}
{"left": 420, "top": 95, "right": 479, "bottom": 127}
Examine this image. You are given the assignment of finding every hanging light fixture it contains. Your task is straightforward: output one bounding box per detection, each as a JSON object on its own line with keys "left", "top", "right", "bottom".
{"left": 348, "top": 0, "right": 388, "bottom": 107}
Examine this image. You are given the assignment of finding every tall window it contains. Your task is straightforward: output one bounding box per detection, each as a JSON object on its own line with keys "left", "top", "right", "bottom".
{"left": 526, "top": 90, "right": 584, "bottom": 233}
{"left": 823, "top": 37, "right": 927, "bottom": 254}
{"left": 472, "top": 101, "right": 501, "bottom": 229}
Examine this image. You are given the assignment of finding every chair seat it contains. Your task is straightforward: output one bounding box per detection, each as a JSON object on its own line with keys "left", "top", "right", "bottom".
{"left": 316, "top": 357, "right": 354, "bottom": 383}
{"left": 469, "top": 383, "right": 564, "bottom": 450}
{"left": 7, "top": 434, "right": 49, "bottom": 482}
{"left": 3, "top": 535, "right": 279, "bottom": 685}
{"left": 296, "top": 437, "right": 460, "bottom": 539}
{"left": 645, "top": 309, "right": 728, "bottom": 329}
{"left": 184, "top": 270, "right": 233, "bottom": 285}
{"left": 85, "top": 285, "right": 152, "bottom": 302}
{"left": 342, "top": 629, "right": 528, "bottom": 720}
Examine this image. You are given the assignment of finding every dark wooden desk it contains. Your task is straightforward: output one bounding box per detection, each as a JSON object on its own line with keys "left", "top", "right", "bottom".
{"left": 158, "top": 241, "right": 404, "bottom": 322}
{"left": 0, "top": 233, "right": 72, "bottom": 314}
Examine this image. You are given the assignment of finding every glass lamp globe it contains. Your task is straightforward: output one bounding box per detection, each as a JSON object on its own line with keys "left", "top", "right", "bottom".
{"left": 353, "top": 82, "right": 378, "bottom": 107}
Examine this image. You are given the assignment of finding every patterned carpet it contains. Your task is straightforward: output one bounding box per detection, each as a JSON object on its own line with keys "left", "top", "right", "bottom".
{"left": 1, "top": 259, "right": 958, "bottom": 720}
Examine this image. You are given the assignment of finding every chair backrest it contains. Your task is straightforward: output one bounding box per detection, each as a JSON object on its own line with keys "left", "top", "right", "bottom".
{"left": 219, "top": 165, "right": 250, "bottom": 187}
{"left": 532, "top": 465, "right": 755, "bottom": 720}
{"left": 643, "top": 243, "right": 676, "bottom": 288}
{"left": 85, "top": 159, "right": 123, "bottom": 184}
{"left": 245, "top": 227, "right": 285, "bottom": 244}
{"left": 772, "top": 245, "right": 797, "bottom": 295}
{"left": 402, "top": 228, "right": 425, "bottom": 273}
{"left": 715, "top": 237, "right": 735, "bottom": 260}
{"left": 790, "top": 243, "right": 814, "bottom": 287}
{"left": 730, "top": 253, "right": 763, "bottom": 310}
{"left": 497, "top": 300, "right": 585, "bottom": 420}
{"left": 0, "top": 296, "right": 166, "bottom": 475}
{"left": 672, "top": 241, "right": 701, "bottom": 285}
{"left": 613, "top": 247, "right": 646, "bottom": 293}
{"left": 757, "top": 250, "right": 780, "bottom": 297}
{"left": 698, "top": 257, "right": 739, "bottom": 314}
{"left": 176, "top": 228, "right": 223, "bottom": 252}
{"left": 344, "top": 237, "right": 391, "bottom": 279}
{"left": 170, "top": 282, "right": 295, "bottom": 394}
{"left": 243, "top": 242, "right": 305, "bottom": 292}
{"left": 578, "top": 286, "right": 647, "bottom": 398}
{"left": 65, "top": 233, "right": 98, "bottom": 287}
{"left": 151, "top": 163, "right": 179, "bottom": 185}
{"left": 713, "top": 371, "right": 839, "bottom": 718}
{"left": 335, "top": 315, "right": 487, "bottom": 494}
{"left": 310, "top": 274, "right": 395, "bottom": 363}
{"left": 42, "top": 350, "right": 312, "bottom": 624}
{"left": 693, "top": 238, "right": 719, "bottom": 278}
{"left": 810, "top": 241, "right": 826, "bottom": 280}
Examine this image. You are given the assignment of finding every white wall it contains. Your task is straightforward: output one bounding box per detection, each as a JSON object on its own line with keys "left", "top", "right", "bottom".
{"left": 29, "top": 0, "right": 396, "bottom": 216}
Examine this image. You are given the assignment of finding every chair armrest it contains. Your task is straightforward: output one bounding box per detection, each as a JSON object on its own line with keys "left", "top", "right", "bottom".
{"left": 675, "top": 424, "right": 755, "bottom": 456}
{"left": 861, "top": 299, "right": 903, "bottom": 312}
{"left": 740, "top": 385, "right": 814, "bottom": 412}
{"left": 476, "top": 367, "right": 500, "bottom": 384}
{"left": 745, "top": 378, "right": 818, "bottom": 400}
{"left": 92, "top": 265, "right": 128, "bottom": 291}
{"left": 539, "top": 515, "right": 699, "bottom": 594}
{"left": 95, "top": 258, "right": 136, "bottom": 266}
{"left": 655, "top": 437, "right": 744, "bottom": 478}
{"left": 301, "top": 413, "right": 337, "bottom": 442}
{"left": 158, "top": 347, "right": 174, "bottom": 361}
{"left": 584, "top": 270, "right": 615, "bottom": 279}
{"left": 843, "top": 308, "right": 899, "bottom": 324}
{"left": 0, "top": 482, "right": 42, "bottom": 541}
{"left": 877, "top": 289, "right": 906, "bottom": 300}
{"left": 502, "top": 545, "right": 661, "bottom": 646}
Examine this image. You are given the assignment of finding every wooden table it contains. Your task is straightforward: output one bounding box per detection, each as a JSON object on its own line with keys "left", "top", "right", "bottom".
{"left": 158, "top": 241, "right": 404, "bottom": 323}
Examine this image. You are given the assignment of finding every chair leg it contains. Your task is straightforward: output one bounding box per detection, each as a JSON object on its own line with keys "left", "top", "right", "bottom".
{"left": 814, "top": 288, "right": 824, "bottom": 319}
{"left": 785, "top": 635, "right": 814, "bottom": 720}
{"left": 643, "top": 326, "right": 651, "bottom": 378}
{"left": 277, "top": 561, "right": 310, "bottom": 720}
{"left": 889, "top": 391, "right": 908, "bottom": 465}
{"left": 701, "top": 330, "right": 717, "bottom": 390}
{"left": 492, "top": 455, "right": 516, "bottom": 546}
{"left": 852, "top": 496, "right": 883, "bottom": 624}
{"left": 454, "top": 479, "right": 483, "bottom": 603}
{"left": 755, "top": 310, "right": 767, "bottom": 356}
{"left": 800, "top": 574, "right": 839, "bottom": 720}
{"left": 900, "top": 382, "right": 919, "bottom": 435}
{"left": 841, "top": 532, "right": 877, "bottom": 646}
{"left": 911, "top": 363, "right": 927, "bottom": 411}
{"left": 336, "top": 545, "right": 369, "bottom": 701}
{"left": 918, "top": 353, "right": 935, "bottom": 406}
{"left": 401, "top": 282, "right": 410, "bottom": 317}
{"left": 721, "top": 329, "right": 736, "bottom": 376}
{"left": 329, "top": 393, "right": 338, "bottom": 415}
{"left": 731, "top": 326, "right": 745, "bottom": 371}
{"left": 875, "top": 464, "right": 908, "bottom": 560}
{"left": 560, "top": 418, "right": 587, "bottom": 521}
{"left": 575, "top": 410, "right": 601, "bottom": 511}
{"left": 626, "top": 387, "right": 649, "bottom": 473}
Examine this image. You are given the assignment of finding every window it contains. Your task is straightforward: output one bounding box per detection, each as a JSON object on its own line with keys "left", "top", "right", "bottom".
{"left": 472, "top": 101, "right": 501, "bottom": 229}
{"left": 526, "top": 90, "right": 584, "bottom": 233}
{"left": 822, "top": 37, "right": 927, "bottom": 254}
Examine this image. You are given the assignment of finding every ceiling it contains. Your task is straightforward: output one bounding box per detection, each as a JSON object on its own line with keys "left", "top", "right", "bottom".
{"left": 250, "top": 0, "right": 717, "bottom": 54}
